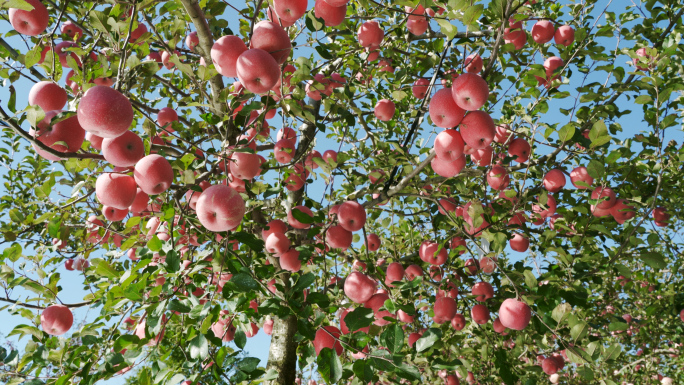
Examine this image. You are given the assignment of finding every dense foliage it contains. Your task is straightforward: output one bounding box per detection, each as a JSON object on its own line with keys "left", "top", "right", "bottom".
{"left": 0, "top": 0, "right": 683, "bottom": 384}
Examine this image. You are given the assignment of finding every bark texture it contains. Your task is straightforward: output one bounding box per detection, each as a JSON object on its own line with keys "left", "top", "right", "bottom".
{"left": 264, "top": 315, "right": 298, "bottom": 385}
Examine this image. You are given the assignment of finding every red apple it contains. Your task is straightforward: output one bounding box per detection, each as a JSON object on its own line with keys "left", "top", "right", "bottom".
{"left": 265, "top": 232, "right": 290, "bottom": 254}
{"left": 434, "top": 129, "right": 465, "bottom": 161}
{"left": 433, "top": 296, "right": 457, "bottom": 324}
{"left": 464, "top": 53, "right": 483, "bottom": 73}
{"left": 487, "top": 165, "right": 510, "bottom": 190}
{"left": 554, "top": 25, "right": 575, "bottom": 46}
{"left": 29, "top": 81, "right": 67, "bottom": 112}
{"left": 41, "top": 304, "right": 73, "bottom": 335}
{"left": 129, "top": 188, "right": 149, "bottom": 214}
{"left": 366, "top": 233, "right": 380, "bottom": 251}
{"left": 374, "top": 99, "right": 395, "bottom": 121}
{"left": 250, "top": 21, "right": 292, "bottom": 64}
{"left": 77, "top": 86, "right": 134, "bottom": 139}
{"left": 134, "top": 154, "right": 173, "bottom": 195}
{"left": 610, "top": 199, "right": 635, "bottom": 223}
{"left": 196, "top": 184, "right": 246, "bottom": 232}
{"left": 472, "top": 282, "right": 494, "bottom": 302}
{"left": 236, "top": 49, "right": 281, "bottom": 94}
{"left": 211, "top": 35, "right": 247, "bottom": 78}
{"left": 471, "top": 304, "right": 490, "bottom": 324}
{"left": 344, "top": 271, "right": 376, "bottom": 303}
{"left": 570, "top": 166, "right": 593, "bottom": 189}
{"left": 96, "top": 173, "right": 137, "bottom": 209}
{"left": 364, "top": 292, "right": 394, "bottom": 325}
{"left": 451, "top": 313, "right": 466, "bottom": 330}
{"left": 101, "top": 130, "right": 144, "bottom": 167}
{"left": 273, "top": 0, "right": 307, "bottom": 22}
{"left": 542, "top": 169, "right": 566, "bottom": 193}
{"left": 508, "top": 138, "right": 530, "bottom": 163}
{"left": 419, "top": 241, "right": 448, "bottom": 265}
{"left": 499, "top": 298, "right": 531, "bottom": 330}
{"left": 262, "top": 219, "right": 288, "bottom": 240}
{"left": 185, "top": 31, "right": 199, "bottom": 50}
{"left": 9, "top": 0, "right": 49, "bottom": 36}
{"left": 337, "top": 201, "right": 366, "bottom": 232}
{"left": 451, "top": 73, "right": 489, "bottom": 111}
{"left": 405, "top": 264, "right": 423, "bottom": 281}
{"left": 287, "top": 205, "right": 313, "bottom": 229}
{"left": 385, "top": 262, "right": 404, "bottom": 287}
{"left": 280, "top": 249, "right": 301, "bottom": 272}
{"left": 326, "top": 225, "right": 352, "bottom": 250}
{"left": 531, "top": 20, "right": 555, "bottom": 44}
{"left": 412, "top": 78, "right": 430, "bottom": 99}
{"left": 429, "top": 89, "right": 465, "bottom": 128}
{"left": 103, "top": 205, "right": 128, "bottom": 221}
{"left": 314, "top": 0, "right": 346, "bottom": 26}
{"left": 431, "top": 154, "right": 466, "bottom": 178}
{"left": 459, "top": 111, "right": 495, "bottom": 149}
{"left": 29, "top": 111, "right": 86, "bottom": 161}
{"left": 591, "top": 186, "right": 617, "bottom": 209}
{"left": 357, "top": 21, "right": 384, "bottom": 49}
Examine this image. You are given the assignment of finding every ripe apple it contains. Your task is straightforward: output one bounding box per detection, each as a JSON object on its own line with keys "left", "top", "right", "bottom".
{"left": 326, "top": 225, "right": 352, "bottom": 249}
{"left": 591, "top": 186, "right": 617, "bottom": 209}
{"left": 464, "top": 53, "right": 483, "bottom": 73}
{"left": 183, "top": 31, "right": 199, "bottom": 50}
{"left": 446, "top": 374, "right": 460, "bottom": 385}
{"left": 451, "top": 73, "right": 489, "bottom": 110}
{"left": 434, "top": 129, "right": 465, "bottom": 161}
{"left": 262, "top": 219, "right": 288, "bottom": 240}
{"left": 531, "top": 20, "right": 555, "bottom": 44}
{"left": 9, "top": 0, "right": 49, "bottom": 36}
{"left": 77, "top": 86, "right": 134, "bottom": 139}
{"left": 459, "top": 111, "right": 496, "bottom": 149}
{"left": 570, "top": 166, "right": 593, "bottom": 189}
{"left": 86, "top": 132, "right": 104, "bottom": 150}
{"left": 433, "top": 296, "right": 457, "bottom": 324}
{"left": 279, "top": 249, "right": 301, "bottom": 272}
{"left": 195, "top": 184, "right": 246, "bottom": 232}
{"left": 156, "top": 107, "right": 178, "bottom": 133}
{"left": 344, "top": 271, "right": 376, "bottom": 303}
{"left": 230, "top": 152, "right": 261, "bottom": 180}
{"left": 419, "top": 241, "right": 448, "bottom": 265}
{"left": 364, "top": 292, "right": 394, "bottom": 325}
{"left": 472, "top": 282, "right": 494, "bottom": 301}
{"left": 29, "top": 111, "right": 86, "bottom": 161}
{"left": 493, "top": 124, "right": 511, "bottom": 143}
{"left": 96, "top": 173, "right": 137, "bottom": 209}
{"left": 130, "top": 23, "right": 148, "bottom": 42}
{"left": 554, "top": 25, "right": 575, "bottom": 46}
{"left": 385, "top": 262, "right": 404, "bottom": 287}
{"left": 357, "top": 21, "right": 384, "bottom": 49}
{"left": 287, "top": 205, "right": 313, "bottom": 229}
{"left": 366, "top": 233, "right": 380, "bottom": 251}
{"left": 508, "top": 138, "right": 530, "bottom": 162}
{"left": 653, "top": 206, "right": 670, "bottom": 227}
{"left": 274, "top": 139, "right": 296, "bottom": 163}
{"left": 499, "top": 298, "right": 531, "bottom": 330}
{"left": 451, "top": 313, "right": 466, "bottom": 330}
{"left": 265, "top": 232, "right": 290, "bottom": 254}
{"left": 407, "top": 18, "right": 428, "bottom": 35}
{"left": 408, "top": 332, "right": 422, "bottom": 347}
{"left": 405, "top": 264, "right": 423, "bottom": 280}
{"left": 236, "top": 49, "right": 281, "bottom": 94}
{"left": 101, "top": 130, "right": 145, "bottom": 167}
{"left": 503, "top": 18, "right": 523, "bottom": 40}
{"left": 337, "top": 201, "right": 366, "bottom": 231}
{"left": 487, "top": 165, "right": 510, "bottom": 190}
{"left": 412, "top": 78, "right": 430, "bottom": 99}
{"left": 542, "top": 355, "right": 563, "bottom": 375}
{"left": 211, "top": 319, "right": 236, "bottom": 342}
{"left": 28, "top": 81, "right": 68, "bottom": 112}
{"left": 510, "top": 233, "right": 529, "bottom": 252}
{"left": 41, "top": 304, "right": 73, "bottom": 335}
{"left": 339, "top": 308, "right": 370, "bottom": 334}
{"left": 273, "top": 0, "right": 307, "bottom": 22}
{"left": 431, "top": 154, "right": 466, "bottom": 178}
{"left": 210, "top": 35, "right": 247, "bottom": 78}
{"left": 542, "top": 169, "right": 566, "bottom": 193}
{"left": 314, "top": 0, "right": 346, "bottom": 27}
{"left": 129, "top": 188, "right": 149, "bottom": 214}
{"left": 610, "top": 199, "right": 635, "bottom": 223}
{"left": 250, "top": 21, "right": 292, "bottom": 64}
{"left": 134, "top": 155, "right": 174, "bottom": 195}
{"left": 374, "top": 99, "right": 395, "bottom": 121}
{"left": 471, "top": 304, "right": 490, "bottom": 324}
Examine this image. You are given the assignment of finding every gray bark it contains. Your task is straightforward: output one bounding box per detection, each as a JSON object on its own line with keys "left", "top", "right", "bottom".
{"left": 264, "top": 315, "right": 299, "bottom": 385}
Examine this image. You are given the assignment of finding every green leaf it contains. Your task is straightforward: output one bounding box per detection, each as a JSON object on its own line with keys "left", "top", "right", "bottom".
{"left": 9, "top": 208, "right": 24, "bottom": 224}
{"left": 167, "top": 299, "right": 191, "bottom": 313}
{"left": 416, "top": 328, "right": 441, "bottom": 352}
{"left": 577, "top": 366, "right": 594, "bottom": 381}
{"left": 113, "top": 335, "right": 140, "bottom": 352}
{"left": 495, "top": 349, "right": 518, "bottom": 385}
{"left": 237, "top": 357, "right": 260, "bottom": 373}
{"left": 93, "top": 258, "right": 119, "bottom": 279}
{"left": 229, "top": 273, "right": 260, "bottom": 292}
{"left": 587, "top": 160, "right": 605, "bottom": 178}
{"left": 551, "top": 303, "right": 572, "bottom": 323}
{"left": 379, "top": 324, "right": 404, "bottom": 355}
{"left": 557, "top": 123, "right": 575, "bottom": 142}
{"left": 317, "top": 348, "right": 343, "bottom": 384}
{"left": 234, "top": 329, "right": 246, "bottom": 349}
{"left": 291, "top": 207, "right": 314, "bottom": 224}
{"left": 147, "top": 235, "right": 162, "bottom": 251}
{"left": 640, "top": 252, "right": 666, "bottom": 269}
{"left": 523, "top": 270, "right": 537, "bottom": 288}
{"left": 189, "top": 334, "right": 208, "bottom": 360}
{"left": 634, "top": 95, "right": 652, "bottom": 104}
{"left": 3, "top": 243, "right": 23, "bottom": 262}
{"left": 89, "top": 10, "right": 110, "bottom": 34}
{"left": 232, "top": 232, "right": 263, "bottom": 251}
{"left": 343, "top": 307, "right": 374, "bottom": 332}
{"left": 1, "top": 0, "right": 34, "bottom": 11}
{"left": 603, "top": 343, "right": 622, "bottom": 361}
{"left": 436, "top": 19, "right": 458, "bottom": 40}
{"left": 352, "top": 359, "right": 374, "bottom": 383}
{"left": 462, "top": 4, "right": 484, "bottom": 26}
{"left": 292, "top": 272, "right": 316, "bottom": 293}
{"left": 165, "top": 250, "right": 180, "bottom": 272}
{"left": 608, "top": 321, "right": 628, "bottom": 332}
{"left": 570, "top": 322, "right": 588, "bottom": 342}
{"left": 589, "top": 120, "right": 608, "bottom": 139}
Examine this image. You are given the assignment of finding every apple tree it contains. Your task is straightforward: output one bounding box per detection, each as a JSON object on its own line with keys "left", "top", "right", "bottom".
{"left": 0, "top": 0, "right": 683, "bottom": 384}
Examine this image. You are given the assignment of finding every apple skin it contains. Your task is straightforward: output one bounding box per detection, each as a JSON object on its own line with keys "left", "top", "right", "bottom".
{"left": 471, "top": 304, "right": 490, "bottom": 324}
{"left": 364, "top": 293, "right": 394, "bottom": 325}
{"left": 314, "top": 0, "right": 346, "bottom": 26}
{"left": 653, "top": 206, "right": 670, "bottom": 227}
{"left": 487, "top": 165, "right": 510, "bottom": 191}
{"left": 236, "top": 49, "right": 281, "bottom": 94}
{"left": 326, "top": 225, "right": 352, "bottom": 250}
{"left": 541, "top": 356, "right": 562, "bottom": 375}
{"left": 408, "top": 332, "right": 422, "bottom": 347}
{"left": 211, "top": 35, "right": 247, "bottom": 78}
{"left": 508, "top": 138, "right": 530, "bottom": 163}
{"left": 610, "top": 199, "right": 635, "bottom": 223}
{"left": 337, "top": 201, "right": 366, "bottom": 232}
{"left": 542, "top": 169, "right": 566, "bottom": 193}
{"left": 262, "top": 219, "right": 288, "bottom": 241}
{"left": 385, "top": 262, "right": 404, "bottom": 287}
{"left": 102, "top": 130, "right": 145, "bottom": 167}
{"left": 459, "top": 111, "right": 496, "bottom": 149}
{"left": 195, "top": 184, "right": 246, "bottom": 232}
{"left": 374, "top": 99, "right": 395, "bottom": 121}
{"left": 9, "top": 0, "right": 49, "bottom": 36}
{"left": 570, "top": 166, "right": 593, "bottom": 189}
{"left": 429, "top": 88, "right": 465, "bottom": 128}
{"left": 29, "top": 111, "right": 86, "bottom": 161}
{"left": 431, "top": 155, "right": 466, "bottom": 178}
{"left": 472, "top": 282, "right": 494, "bottom": 302}
{"left": 41, "top": 304, "right": 74, "bottom": 336}
{"left": 407, "top": 18, "right": 428, "bottom": 35}
{"left": 77, "top": 86, "right": 134, "bottom": 139}
{"left": 591, "top": 186, "right": 617, "bottom": 209}
{"left": 499, "top": 298, "right": 531, "bottom": 330}
{"left": 445, "top": 374, "right": 460, "bottom": 385}
{"left": 464, "top": 53, "right": 483, "bottom": 73}
{"left": 279, "top": 249, "right": 301, "bottom": 272}
{"left": 357, "top": 21, "right": 384, "bottom": 49}
{"left": 434, "top": 129, "right": 465, "bottom": 161}
{"left": 503, "top": 18, "right": 523, "bottom": 40}
{"left": 273, "top": 0, "right": 307, "bottom": 22}
{"left": 510, "top": 233, "right": 529, "bottom": 252}
{"left": 230, "top": 152, "right": 261, "bottom": 180}
{"left": 185, "top": 31, "right": 199, "bottom": 50}
{"left": 433, "top": 296, "right": 457, "bottom": 324}
{"left": 366, "top": 233, "right": 381, "bottom": 251}
{"left": 451, "top": 313, "right": 466, "bottom": 330}
{"left": 554, "top": 25, "right": 575, "bottom": 46}
{"left": 96, "top": 173, "right": 137, "bottom": 209}
{"left": 265, "top": 232, "right": 290, "bottom": 254}
{"left": 130, "top": 23, "right": 148, "bottom": 42}
{"left": 451, "top": 73, "right": 489, "bottom": 111}
{"left": 531, "top": 20, "right": 555, "bottom": 44}
{"left": 129, "top": 188, "right": 149, "bottom": 214}
{"left": 419, "top": 241, "right": 448, "bottom": 265}
{"left": 287, "top": 205, "right": 314, "bottom": 229}
{"left": 156, "top": 107, "right": 178, "bottom": 133}
{"left": 344, "top": 271, "right": 376, "bottom": 303}
{"left": 314, "top": 326, "right": 343, "bottom": 355}
{"left": 250, "top": 21, "right": 292, "bottom": 64}
{"left": 29, "top": 81, "right": 68, "bottom": 112}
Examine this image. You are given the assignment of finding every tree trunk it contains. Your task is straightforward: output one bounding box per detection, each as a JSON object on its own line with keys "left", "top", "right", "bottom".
{"left": 264, "top": 315, "right": 298, "bottom": 385}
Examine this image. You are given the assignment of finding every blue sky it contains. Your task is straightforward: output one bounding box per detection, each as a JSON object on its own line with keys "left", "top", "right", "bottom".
{"left": 1, "top": 0, "right": 680, "bottom": 383}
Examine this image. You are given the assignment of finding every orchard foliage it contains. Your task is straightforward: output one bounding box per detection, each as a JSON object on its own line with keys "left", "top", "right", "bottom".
{"left": 0, "top": 0, "right": 683, "bottom": 384}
